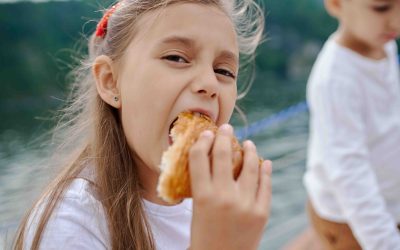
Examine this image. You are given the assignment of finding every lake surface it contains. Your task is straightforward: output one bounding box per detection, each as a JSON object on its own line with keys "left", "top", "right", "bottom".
{"left": 0, "top": 107, "right": 310, "bottom": 250}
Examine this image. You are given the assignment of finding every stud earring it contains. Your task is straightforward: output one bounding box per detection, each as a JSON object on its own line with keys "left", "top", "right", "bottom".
{"left": 114, "top": 96, "right": 119, "bottom": 102}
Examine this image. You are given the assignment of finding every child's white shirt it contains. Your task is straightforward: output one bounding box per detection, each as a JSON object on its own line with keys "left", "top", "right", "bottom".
{"left": 304, "top": 35, "right": 400, "bottom": 250}
{"left": 24, "top": 178, "right": 193, "bottom": 250}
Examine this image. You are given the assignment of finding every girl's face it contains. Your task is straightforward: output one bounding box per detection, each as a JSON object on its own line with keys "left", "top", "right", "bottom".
{"left": 338, "top": 0, "right": 400, "bottom": 56}
{"left": 117, "top": 3, "right": 238, "bottom": 176}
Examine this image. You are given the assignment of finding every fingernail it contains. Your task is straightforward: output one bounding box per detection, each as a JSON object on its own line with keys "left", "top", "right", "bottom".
{"left": 200, "top": 130, "right": 214, "bottom": 138}
{"left": 244, "top": 140, "right": 256, "bottom": 150}
{"left": 219, "top": 124, "right": 233, "bottom": 135}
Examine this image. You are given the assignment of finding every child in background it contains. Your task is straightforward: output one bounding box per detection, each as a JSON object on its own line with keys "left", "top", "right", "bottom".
{"left": 13, "top": 0, "right": 272, "bottom": 249}
{"left": 304, "top": 0, "right": 400, "bottom": 249}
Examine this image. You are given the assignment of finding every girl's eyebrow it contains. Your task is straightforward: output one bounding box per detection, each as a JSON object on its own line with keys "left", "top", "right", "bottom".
{"left": 158, "top": 35, "right": 238, "bottom": 63}
{"left": 219, "top": 51, "right": 239, "bottom": 64}
{"left": 159, "top": 35, "right": 195, "bottom": 48}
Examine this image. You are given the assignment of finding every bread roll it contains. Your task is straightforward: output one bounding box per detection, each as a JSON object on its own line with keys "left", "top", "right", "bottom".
{"left": 157, "top": 111, "right": 249, "bottom": 204}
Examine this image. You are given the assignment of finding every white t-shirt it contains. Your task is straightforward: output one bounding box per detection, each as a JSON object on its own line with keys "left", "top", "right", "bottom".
{"left": 304, "top": 35, "right": 400, "bottom": 250}
{"left": 24, "top": 178, "right": 193, "bottom": 250}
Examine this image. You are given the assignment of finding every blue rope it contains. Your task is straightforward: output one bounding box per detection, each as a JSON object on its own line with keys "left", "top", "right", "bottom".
{"left": 235, "top": 101, "right": 309, "bottom": 140}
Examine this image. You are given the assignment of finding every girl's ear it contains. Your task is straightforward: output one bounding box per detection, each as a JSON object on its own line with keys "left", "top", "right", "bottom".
{"left": 324, "top": 0, "right": 341, "bottom": 18}
{"left": 92, "top": 55, "right": 121, "bottom": 109}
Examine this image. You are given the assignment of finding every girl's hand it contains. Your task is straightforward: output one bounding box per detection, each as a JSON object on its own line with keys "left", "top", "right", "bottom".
{"left": 188, "top": 124, "right": 272, "bottom": 250}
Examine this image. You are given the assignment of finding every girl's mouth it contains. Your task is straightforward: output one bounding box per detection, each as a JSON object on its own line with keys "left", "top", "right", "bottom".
{"left": 168, "top": 135, "right": 173, "bottom": 145}
{"left": 167, "top": 111, "right": 210, "bottom": 146}
{"left": 168, "top": 117, "right": 179, "bottom": 145}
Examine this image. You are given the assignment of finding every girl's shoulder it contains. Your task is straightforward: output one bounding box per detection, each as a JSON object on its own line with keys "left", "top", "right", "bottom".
{"left": 24, "top": 178, "right": 110, "bottom": 249}
{"left": 63, "top": 177, "right": 102, "bottom": 206}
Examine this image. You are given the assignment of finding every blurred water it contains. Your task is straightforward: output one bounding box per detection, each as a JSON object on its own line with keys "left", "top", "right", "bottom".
{"left": 0, "top": 110, "right": 309, "bottom": 250}
{"left": 0, "top": 130, "right": 52, "bottom": 249}
{"left": 258, "top": 113, "right": 309, "bottom": 249}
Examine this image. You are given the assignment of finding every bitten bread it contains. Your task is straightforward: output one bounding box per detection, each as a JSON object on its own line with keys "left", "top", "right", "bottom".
{"left": 157, "top": 111, "right": 257, "bottom": 204}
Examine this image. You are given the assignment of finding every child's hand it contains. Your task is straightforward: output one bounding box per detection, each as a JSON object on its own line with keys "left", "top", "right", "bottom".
{"left": 188, "top": 124, "right": 272, "bottom": 250}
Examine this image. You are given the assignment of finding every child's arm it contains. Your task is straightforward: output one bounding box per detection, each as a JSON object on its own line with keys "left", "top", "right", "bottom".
{"left": 188, "top": 124, "right": 272, "bottom": 250}
{"left": 311, "top": 77, "right": 400, "bottom": 249}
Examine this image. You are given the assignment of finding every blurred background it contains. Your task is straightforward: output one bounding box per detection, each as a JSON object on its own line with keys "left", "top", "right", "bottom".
{"left": 0, "top": 0, "right": 377, "bottom": 249}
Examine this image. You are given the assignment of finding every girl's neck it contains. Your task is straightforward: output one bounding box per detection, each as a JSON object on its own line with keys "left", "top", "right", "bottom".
{"left": 335, "top": 27, "right": 387, "bottom": 60}
{"left": 137, "top": 160, "right": 173, "bottom": 206}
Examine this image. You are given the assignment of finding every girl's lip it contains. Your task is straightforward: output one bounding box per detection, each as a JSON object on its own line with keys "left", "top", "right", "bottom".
{"left": 168, "top": 134, "right": 173, "bottom": 146}
{"left": 188, "top": 108, "right": 216, "bottom": 123}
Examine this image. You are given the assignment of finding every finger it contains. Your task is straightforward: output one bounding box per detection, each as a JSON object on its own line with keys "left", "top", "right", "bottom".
{"left": 189, "top": 130, "right": 215, "bottom": 197}
{"left": 237, "top": 140, "right": 259, "bottom": 197}
{"left": 232, "top": 150, "right": 243, "bottom": 179}
{"left": 256, "top": 160, "right": 273, "bottom": 212}
{"left": 211, "top": 124, "right": 234, "bottom": 186}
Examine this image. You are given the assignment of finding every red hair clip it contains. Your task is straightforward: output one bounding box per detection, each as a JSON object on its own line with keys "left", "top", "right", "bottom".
{"left": 95, "top": 2, "right": 122, "bottom": 38}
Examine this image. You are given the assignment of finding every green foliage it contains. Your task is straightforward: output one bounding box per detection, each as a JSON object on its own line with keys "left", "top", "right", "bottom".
{"left": 240, "top": 0, "right": 336, "bottom": 111}
{"left": 0, "top": 1, "right": 103, "bottom": 131}
{"left": 0, "top": 1, "right": 105, "bottom": 100}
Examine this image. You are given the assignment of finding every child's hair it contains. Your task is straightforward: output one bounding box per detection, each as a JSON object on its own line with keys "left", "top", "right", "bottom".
{"left": 13, "top": 1, "right": 264, "bottom": 249}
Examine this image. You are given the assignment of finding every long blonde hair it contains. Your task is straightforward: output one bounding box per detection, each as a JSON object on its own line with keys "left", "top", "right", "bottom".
{"left": 13, "top": 1, "right": 264, "bottom": 249}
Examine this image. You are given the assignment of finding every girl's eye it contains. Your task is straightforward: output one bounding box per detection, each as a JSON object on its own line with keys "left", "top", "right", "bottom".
{"left": 214, "top": 68, "right": 236, "bottom": 79}
{"left": 372, "top": 5, "right": 391, "bottom": 13}
{"left": 162, "top": 55, "right": 189, "bottom": 63}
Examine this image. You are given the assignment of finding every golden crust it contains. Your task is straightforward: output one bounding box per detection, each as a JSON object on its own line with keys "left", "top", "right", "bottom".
{"left": 157, "top": 111, "right": 258, "bottom": 204}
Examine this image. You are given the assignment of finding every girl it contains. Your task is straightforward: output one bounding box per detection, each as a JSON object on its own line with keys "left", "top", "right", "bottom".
{"left": 14, "top": 0, "right": 272, "bottom": 249}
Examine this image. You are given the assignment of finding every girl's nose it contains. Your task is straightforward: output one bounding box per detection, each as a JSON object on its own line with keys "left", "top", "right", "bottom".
{"left": 197, "top": 88, "right": 217, "bottom": 98}
{"left": 191, "top": 68, "right": 219, "bottom": 99}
